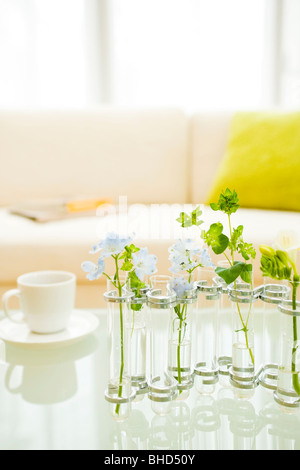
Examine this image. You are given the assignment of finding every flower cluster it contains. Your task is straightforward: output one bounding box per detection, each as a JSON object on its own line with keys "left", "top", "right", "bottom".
{"left": 260, "top": 231, "right": 300, "bottom": 398}
{"left": 82, "top": 232, "right": 158, "bottom": 285}
{"left": 273, "top": 230, "right": 300, "bottom": 266}
{"left": 260, "top": 231, "right": 300, "bottom": 283}
{"left": 168, "top": 239, "right": 214, "bottom": 275}
{"left": 82, "top": 233, "right": 133, "bottom": 281}
{"left": 167, "top": 238, "right": 215, "bottom": 299}
{"left": 260, "top": 246, "right": 292, "bottom": 281}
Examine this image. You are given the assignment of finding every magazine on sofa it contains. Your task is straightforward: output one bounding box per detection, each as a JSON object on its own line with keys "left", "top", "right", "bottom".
{"left": 10, "top": 198, "right": 113, "bottom": 222}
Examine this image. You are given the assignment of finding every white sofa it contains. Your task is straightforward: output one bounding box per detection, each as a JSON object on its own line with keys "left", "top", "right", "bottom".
{"left": 0, "top": 108, "right": 299, "bottom": 308}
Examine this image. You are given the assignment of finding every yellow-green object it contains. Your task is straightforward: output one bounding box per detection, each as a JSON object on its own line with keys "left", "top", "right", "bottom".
{"left": 206, "top": 111, "right": 300, "bottom": 211}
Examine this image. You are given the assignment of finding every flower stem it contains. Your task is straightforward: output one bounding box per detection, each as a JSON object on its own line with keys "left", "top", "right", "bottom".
{"left": 114, "top": 255, "right": 124, "bottom": 416}
{"left": 291, "top": 281, "right": 300, "bottom": 396}
{"left": 177, "top": 317, "right": 183, "bottom": 388}
{"left": 228, "top": 214, "right": 254, "bottom": 366}
{"left": 235, "top": 300, "right": 255, "bottom": 366}
{"left": 176, "top": 304, "right": 187, "bottom": 395}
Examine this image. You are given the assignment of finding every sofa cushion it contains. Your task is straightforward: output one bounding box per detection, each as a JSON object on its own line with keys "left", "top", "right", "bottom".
{"left": 0, "top": 206, "right": 299, "bottom": 287}
{"left": 0, "top": 108, "right": 188, "bottom": 206}
{"left": 206, "top": 111, "right": 300, "bottom": 211}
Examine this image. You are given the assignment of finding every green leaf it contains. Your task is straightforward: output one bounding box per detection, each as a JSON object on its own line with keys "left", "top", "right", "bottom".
{"left": 208, "top": 222, "right": 223, "bottom": 236}
{"left": 238, "top": 242, "right": 256, "bottom": 261}
{"left": 121, "top": 260, "right": 133, "bottom": 272}
{"left": 211, "top": 233, "right": 229, "bottom": 255}
{"left": 176, "top": 207, "right": 204, "bottom": 228}
{"left": 235, "top": 327, "right": 249, "bottom": 334}
{"left": 126, "top": 244, "right": 140, "bottom": 255}
{"left": 127, "top": 270, "right": 147, "bottom": 312}
{"left": 210, "top": 203, "right": 219, "bottom": 211}
{"left": 240, "top": 263, "right": 253, "bottom": 284}
{"left": 230, "top": 225, "right": 244, "bottom": 251}
{"left": 174, "top": 304, "right": 182, "bottom": 320}
{"left": 127, "top": 270, "right": 145, "bottom": 291}
{"left": 191, "top": 207, "right": 204, "bottom": 226}
{"left": 203, "top": 223, "right": 229, "bottom": 255}
{"left": 215, "top": 261, "right": 245, "bottom": 285}
{"left": 193, "top": 206, "right": 202, "bottom": 216}
{"left": 120, "top": 243, "right": 139, "bottom": 261}
{"left": 131, "top": 303, "right": 143, "bottom": 312}
{"left": 212, "top": 188, "right": 240, "bottom": 216}
{"left": 228, "top": 224, "right": 256, "bottom": 261}
{"left": 176, "top": 212, "right": 192, "bottom": 227}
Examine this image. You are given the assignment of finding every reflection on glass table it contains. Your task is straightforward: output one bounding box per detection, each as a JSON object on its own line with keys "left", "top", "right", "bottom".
{"left": 0, "top": 309, "right": 299, "bottom": 450}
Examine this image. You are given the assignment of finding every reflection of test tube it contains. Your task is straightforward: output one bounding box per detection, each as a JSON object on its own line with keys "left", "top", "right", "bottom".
{"left": 170, "top": 402, "right": 194, "bottom": 450}
{"left": 127, "top": 410, "right": 150, "bottom": 450}
{"left": 149, "top": 415, "right": 176, "bottom": 449}
{"left": 260, "top": 403, "right": 300, "bottom": 449}
{"left": 194, "top": 268, "right": 221, "bottom": 395}
{"left": 147, "top": 282, "right": 178, "bottom": 415}
{"left": 192, "top": 396, "right": 220, "bottom": 450}
{"left": 229, "top": 400, "right": 261, "bottom": 450}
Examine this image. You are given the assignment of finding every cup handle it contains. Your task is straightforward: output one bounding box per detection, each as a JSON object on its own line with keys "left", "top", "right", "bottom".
{"left": 5, "top": 365, "right": 22, "bottom": 394}
{"left": 2, "top": 289, "right": 25, "bottom": 324}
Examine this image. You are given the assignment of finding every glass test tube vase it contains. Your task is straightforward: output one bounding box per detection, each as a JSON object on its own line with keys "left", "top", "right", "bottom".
{"left": 104, "top": 285, "right": 136, "bottom": 421}
{"left": 129, "top": 286, "right": 149, "bottom": 401}
{"left": 228, "top": 282, "right": 260, "bottom": 397}
{"left": 194, "top": 271, "right": 221, "bottom": 395}
{"left": 274, "top": 293, "right": 300, "bottom": 411}
{"left": 168, "top": 288, "right": 197, "bottom": 399}
{"left": 147, "top": 287, "right": 178, "bottom": 415}
{"left": 259, "top": 283, "right": 290, "bottom": 392}
{"left": 215, "top": 261, "right": 233, "bottom": 384}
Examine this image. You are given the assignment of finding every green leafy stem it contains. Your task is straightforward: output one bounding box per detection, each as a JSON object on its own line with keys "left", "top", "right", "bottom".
{"left": 292, "top": 281, "right": 300, "bottom": 396}
{"left": 174, "top": 303, "right": 188, "bottom": 393}
{"left": 178, "top": 189, "right": 256, "bottom": 366}
{"left": 103, "top": 254, "right": 125, "bottom": 417}
{"left": 172, "top": 268, "right": 198, "bottom": 394}
{"left": 103, "top": 245, "right": 146, "bottom": 416}
{"left": 260, "top": 245, "right": 300, "bottom": 396}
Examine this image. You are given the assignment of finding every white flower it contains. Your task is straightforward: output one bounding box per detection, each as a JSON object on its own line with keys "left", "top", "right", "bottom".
{"left": 169, "top": 276, "right": 194, "bottom": 297}
{"left": 200, "top": 248, "right": 215, "bottom": 268}
{"left": 169, "top": 256, "right": 198, "bottom": 274}
{"left": 132, "top": 248, "right": 158, "bottom": 281}
{"left": 273, "top": 230, "right": 300, "bottom": 265}
{"left": 81, "top": 259, "right": 105, "bottom": 281}
{"left": 90, "top": 232, "right": 134, "bottom": 258}
{"left": 168, "top": 239, "right": 201, "bottom": 273}
{"left": 169, "top": 239, "right": 201, "bottom": 258}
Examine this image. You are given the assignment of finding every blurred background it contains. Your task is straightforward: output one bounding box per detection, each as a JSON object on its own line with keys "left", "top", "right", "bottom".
{"left": 1, "top": 0, "right": 300, "bottom": 306}
{"left": 0, "top": 0, "right": 299, "bottom": 112}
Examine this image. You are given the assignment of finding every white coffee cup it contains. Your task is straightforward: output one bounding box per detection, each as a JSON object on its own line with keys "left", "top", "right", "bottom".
{"left": 2, "top": 271, "right": 76, "bottom": 334}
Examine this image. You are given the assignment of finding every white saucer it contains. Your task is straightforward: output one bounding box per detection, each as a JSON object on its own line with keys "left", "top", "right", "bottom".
{"left": 0, "top": 310, "right": 100, "bottom": 348}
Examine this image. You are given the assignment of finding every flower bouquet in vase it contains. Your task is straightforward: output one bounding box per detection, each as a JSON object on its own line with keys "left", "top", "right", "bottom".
{"left": 82, "top": 233, "right": 157, "bottom": 421}
{"left": 259, "top": 231, "right": 300, "bottom": 410}
{"left": 177, "top": 189, "right": 258, "bottom": 395}
{"left": 167, "top": 239, "right": 213, "bottom": 398}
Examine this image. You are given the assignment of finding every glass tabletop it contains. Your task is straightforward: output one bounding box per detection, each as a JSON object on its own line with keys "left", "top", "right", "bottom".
{"left": 0, "top": 309, "right": 299, "bottom": 451}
